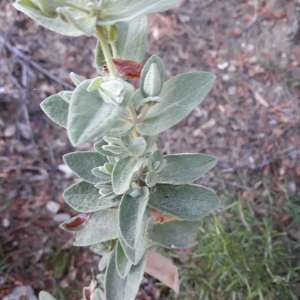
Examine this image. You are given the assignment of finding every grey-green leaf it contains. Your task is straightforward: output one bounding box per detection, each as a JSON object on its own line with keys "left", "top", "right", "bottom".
{"left": 157, "top": 154, "right": 218, "bottom": 185}
{"left": 136, "top": 72, "right": 216, "bottom": 135}
{"left": 40, "top": 93, "right": 69, "bottom": 128}
{"left": 112, "top": 156, "right": 145, "bottom": 195}
{"left": 98, "top": 0, "right": 182, "bottom": 25}
{"left": 99, "top": 252, "right": 112, "bottom": 271}
{"left": 128, "top": 137, "right": 147, "bottom": 157}
{"left": 104, "top": 119, "right": 134, "bottom": 138}
{"left": 140, "top": 55, "right": 165, "bottom": 98}
{"left": 39, "top": 291, "right": 57, "bottom": 300}
{"left": 14, "top": 0, "right": 87, "bottom": 37}
{"left": 115, "top": 17, "right": 147, "bottom": 63}
{"left": 119, "top": 194, "right": 151, "bottom": 249}
{"left": 63, "top": 181, "right": 117, "bottom": 213}
{"left": 63, "top": 151, "right": 107, "bottom": 184}
{"left": 94, "top": 139, "right": 127, "bottom": 158}
{"left": 151, "top": 220, "right": 202, "bottom": 249}
{"left": 105, "top": 247, "right": 147, "bottom": 300}
{"left": 68, "top": 80, "right": 133, "bottom": 146}
{"left": 116, "top": 241, "right": 132, "bottom": 278}
{"left": 74, "top": 209, "right": 119, "bottom": 246}
{"left": 148, "top": 184, "right": 220, "bottom": 220}
{"left": 70, "top": 72, "right": 85, "bottom": 86}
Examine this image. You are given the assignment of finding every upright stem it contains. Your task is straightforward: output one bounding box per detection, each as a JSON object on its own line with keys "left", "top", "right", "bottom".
{"left": 95, "top": 26, "right": 117, "bottom": 78}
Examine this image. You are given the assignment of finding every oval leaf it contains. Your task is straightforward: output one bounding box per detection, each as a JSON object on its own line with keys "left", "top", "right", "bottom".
{"left": 116, "top": 241, "right": 132, "bottom": 279}
{"left": 119, "top": 194, "right": 151, "bottom": 249}
{"left": 14, "top": 0, "right": 88, "bottom": 36}
{"left": 99, "top": 0, "right": 182, "bottom": 25}
{"left": 40, "top": 93, "right": 69, "bottom": 128}
{"left": 68, "top": 80, "right": 133, "bottom": 146}
{"left": 140, "top": 55, "right": 165, "bottom": 98}
{"left": 157, "top": 154, "right": 218, "bottom": 185}
{"left": 136, "top": 72, "right": 216, "bottom": 135}
{"left": 74, "top": 209, "right": 119, "bottom": 246}
{"left": 148, "top": 184, "right": 220, "bottom": 220}
{"left": 63, "top": 151, "right": 107, "bottom": 184}
{"left": 112, "top": 156, "right": 145, "bottom": 195}
{"left": 63, "top": 181, "right": 117, "bottom": 213}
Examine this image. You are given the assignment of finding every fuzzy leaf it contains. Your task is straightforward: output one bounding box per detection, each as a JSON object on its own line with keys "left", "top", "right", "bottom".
{"left": 119, "top": 194, "right": 151, "bottom": 249}
{"left": 63, "top": 181, "right": 118, "bottom": 213}
{"left": 136, "top": 72, "right": 216, "bottom": 135}
{"left": 105, "top": 247, "right": 146, "bottom": 300}
{"left": 98, "top": 0, "right": 182, "bottom": 25}
{"left": 128, "top": 137, "right": 147, "bottom": 157}
{"left": 74, "top": 209, "right": 119, "bottom": 246}
{"left": 115, "top": 17, "right": 147, "bottom": 63}
{"left": 40, "top": 93, "right": 69, "bottom": 128}
{"left": 112, "top": 156, "right": 145, "bottom": 195}
{"left": 148, "top": 184, "right": 220, "bottom": 220}
{"left": 140, "top": 55, "right": 165, "bottom": 98}
{"left": 98, "top": 252, "right": 112, "bottom": 271}
{"left": 68, "top": 80, "right": 133, "bottom": 146}
{"left": 14, "top": 0, "right": 89, "bottom": 36}
{"left": 56, "top": 6, "right": 97, "bottom": 36}
{"left": 151, "top": 220, "right": 201, "bottom": 248}
{"left": 39, "top": 291, "right": 57, "bottom": 300}
{"left": 157, "top": 154, "right": 218, "bottom": 185}
{"left": 63, "top": 151, "right": 107, "bottom": 184}
{"left": 119, "top": 234, "right": 146, "bottom": 266}
{"left": 70, "top": 72, "right": 85, "bottom": 86}
{"left": 116, "top": 241, "right": 132, "bottom": 278}
{"left": 104, "top": 120, "right": 134, "bottom": 138}
{"left": 94, "top": 139, "right": 127, "bottom": 158}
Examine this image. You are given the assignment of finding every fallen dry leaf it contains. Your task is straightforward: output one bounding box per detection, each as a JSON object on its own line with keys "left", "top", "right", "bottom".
{"left": 145, "top": 251, "right": 179, "bottom": 294}
{"left": 83, "top": 279, "right": 97, "bottom": 300}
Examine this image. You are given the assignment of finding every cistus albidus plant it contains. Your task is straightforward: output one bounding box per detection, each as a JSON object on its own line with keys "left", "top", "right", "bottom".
{"left": 14, "top": 0, "right": 220, "bottom": 299}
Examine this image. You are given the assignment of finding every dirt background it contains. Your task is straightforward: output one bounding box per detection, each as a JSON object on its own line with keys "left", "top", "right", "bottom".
{"left": 1, "top": 0, "right": 300, "bottom": 299}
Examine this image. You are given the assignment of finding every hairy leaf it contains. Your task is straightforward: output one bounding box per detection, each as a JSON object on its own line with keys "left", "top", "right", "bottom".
{"left": 136, "top": 72, "right": 216, "bottom": 135}
{"left": 105, "top": 247, "right": 146, "bottom": 300}
{"left": 74, "top": 209, "right": 119, "bottom": 246}
{"left": 39, "top": 291, "right": 57, "bottom": 300}
{"left": 151, "top": 220, "right": 201, "bottom": 248}
{"left": 63, "top": 151, "right": 107, "bottom": 184}
{"left": 119, "top": 235, "right": 146, "bottom": 266}
{"left": 148, "top": 184, "right": 220, "bottom": 220}
{"left": 112, "top": 156, "right": 145, "bottom": 195}
{"left": 40, "top": 93, "right": 69, "bottom": 128}
{"left": 68, "top": 80, "right": 133, "bottom": 146}
{"left": 63, "top": 181, "right": 118, "bottom": 213}
{"left": 157, "top": 154, "right": 218, "bottom": 185}
{"left": 115, "top": 17, "right": 147, "bottom": 63}
{"left": 140, "top": 55, "right": 165, "bottom": 98}
{"left": 94, "top": 139, "right": 127, "bottom": 158}
{"left": 98, "top": 0, "right": 182, "bottom": 25}
{"left": 119, "top": 194, "right": 151, "bottom": 249}
{"left": 104, "top": 119, "right": 134, "bottom": 138}
{"left": 128, "top": 137, "right": 147, "bottom": 157}
{"left": 14, "top": 0, "right": 89, "bottom": 36}
{"left": 116, "top": 241, "right": 132, "bottom": 278}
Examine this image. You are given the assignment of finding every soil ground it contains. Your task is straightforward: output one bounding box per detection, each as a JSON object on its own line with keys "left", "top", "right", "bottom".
{"left": 1, "top": 0, "right": 300, "bottom": 299}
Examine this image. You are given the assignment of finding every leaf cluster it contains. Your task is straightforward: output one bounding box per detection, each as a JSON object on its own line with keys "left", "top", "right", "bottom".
{"left": 14, "top": 0, "right": 220, "bottom": 299}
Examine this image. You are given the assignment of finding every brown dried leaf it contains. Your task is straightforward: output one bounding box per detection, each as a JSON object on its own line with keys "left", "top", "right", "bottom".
{"left": 83, "top": 279, "right": 97, "bottom": 300}
{"left": 103, "top": 59, "right": 143, "bottom": 79}
{"left": 145, "top": 251, "right": 179, "bottom": 294}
